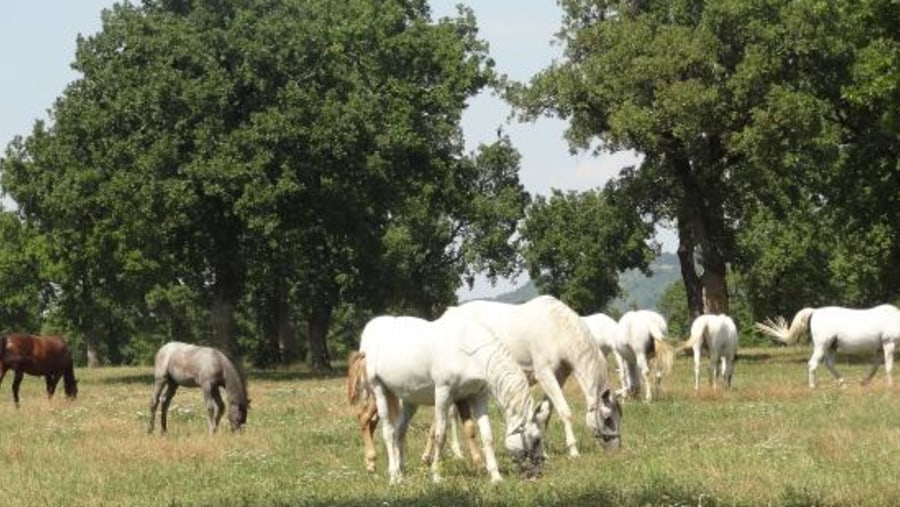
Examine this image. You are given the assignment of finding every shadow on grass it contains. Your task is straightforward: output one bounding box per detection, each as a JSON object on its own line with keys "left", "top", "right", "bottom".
{"left": 97, "top": 373, "right": 155, "bottom": 385}
{"left": 95, "top": 366, "right": 346, "bottom": 386}
{"left": 249, "top": 368, "right": 346, "bottom": 382}
{"left": 225, "top": 479, "right": 738, "bottom": 507}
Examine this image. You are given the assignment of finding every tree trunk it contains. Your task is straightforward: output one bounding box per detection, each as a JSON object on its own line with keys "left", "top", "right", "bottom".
{"left": 308, "top": 305, "right": 333, "bottom": 372}
{"left": 85, "top": 337, "right": 101, "bottom": 368}
{"left": 676, "top": 221, "right": 705, "bottom": 318}
{"left": 277, "top": 298, "right": 299, "bottom": 364}
{"left": 211, "top": 292, "right": 239, "bottom": 358}
{"left": 701, "top": 257, "right": 729, "bottom": 314}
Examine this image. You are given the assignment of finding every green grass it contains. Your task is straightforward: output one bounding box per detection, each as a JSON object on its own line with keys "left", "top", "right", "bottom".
{"left": 2, "top": 347, "right": 900, "bottom": 506}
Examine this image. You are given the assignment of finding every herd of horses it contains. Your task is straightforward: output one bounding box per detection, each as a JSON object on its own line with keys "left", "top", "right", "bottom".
{"left": 1, "top": 298, "right": 899, "bottom": 485}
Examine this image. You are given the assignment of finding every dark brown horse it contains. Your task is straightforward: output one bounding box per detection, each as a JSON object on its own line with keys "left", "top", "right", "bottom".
{"left": 0, "top": 333, "right": 78, "bottom": 406}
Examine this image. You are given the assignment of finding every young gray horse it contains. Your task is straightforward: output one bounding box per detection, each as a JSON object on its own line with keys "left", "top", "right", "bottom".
{"left": 148, "top": 342, "right": 249, "bottom": 434}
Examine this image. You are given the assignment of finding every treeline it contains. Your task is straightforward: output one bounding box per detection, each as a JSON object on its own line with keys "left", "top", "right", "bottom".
{"left": 1, "top": 0, "right": 898, "bottom": 368}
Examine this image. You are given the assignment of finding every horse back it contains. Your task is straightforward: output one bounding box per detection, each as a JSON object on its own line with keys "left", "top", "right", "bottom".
{"left": 1, "top": 334, "right": 72, "bottom": 374}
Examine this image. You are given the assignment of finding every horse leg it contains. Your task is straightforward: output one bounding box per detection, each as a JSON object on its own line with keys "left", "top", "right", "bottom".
{"left": 211, "top": 387, "right": 226, "bottom": 429}
{"left": 148, "top": 377, "right": 168, "bottom": 434}
{"left": 822, "top": 349, "right": 844, "bottom": 387}
{"left": 533, "top": 367, "right": 579, "bottom": 457}
{"left": 884, "top": 342, "right": 895, "bottom": 386}
{"left": 636, "top": 353, "right": 652, "bottom": 402}
{"left": 428, "top": 387, "right": 452, "bottom": 483}
{"left": 612, "top": 350, "right": 628, "bottom": 394}
{"left": 455, "top": 400, "right": 484, "bottom": 469}
{"left": 160, "top": 381, "right": 178, "bottom": 434}
{"left": 202, "top": 385, "right": 221, "bottom": 435}
{"left": 394, "top": 402, "right": 418, "bottom": 471}
{"left": 358, "top": 396, "right": 379, "bottom": 473}
{"left": 373, "top": 383, "right": 402, "bottom": 484}
{"left": 724, "top": 355, "right": 735, "bottom": 388}
{"left": 446, "top": 403, "right": 465, "bottom": 460}
{"left": 807, "top": 346, "right": 825, "bottom": 388}
{"left": 45, "top": 374, "right": 56, "bottom": 399}
{"left": 693, "top": 345, "right": 702, "bottom": 392}
{"left": 470, "top": 393, "right": 502, "bottom": 483}
{"left": 11, "top": 370, "right": 24, "bottom": 407}
{"left": 709, "top": 352, "right": 720, "bottom": 390}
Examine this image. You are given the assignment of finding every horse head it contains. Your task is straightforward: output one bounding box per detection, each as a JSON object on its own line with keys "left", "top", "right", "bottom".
{"left": 587, "top": 387, "right": 622, "bottom": 451}
{"left": 228, "top": 400, "right": 250, "bottom": 431}
{"left": 504, "top": 399, "right": 546, "bottom": 478}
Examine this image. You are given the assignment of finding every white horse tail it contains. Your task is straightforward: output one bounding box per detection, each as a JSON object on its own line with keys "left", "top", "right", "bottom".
{"left": 679, "top": 317, "right": 708, "bottom": 353}
{"left": 755, "top": 308, "right": 814, "bottom": 345}
{"left": 346, "top": 351, "right": 368, "bottom": 406}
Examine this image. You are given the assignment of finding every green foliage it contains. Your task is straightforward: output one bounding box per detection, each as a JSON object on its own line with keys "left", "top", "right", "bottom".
{"left": 520, "top": 188, "right": 654, "bottom": 314}
{"left": 508, "top": 0, "right": 900, "bottom": 319}
{"left": 0, "top": 0, "right": 520, "bottom": 365}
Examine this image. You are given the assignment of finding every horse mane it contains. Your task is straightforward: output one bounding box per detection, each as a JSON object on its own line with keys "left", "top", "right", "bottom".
{"left": 480, "top": 331, "right": 534, "bottom": 430}
{"left": 220, "top": 352, "right": 248, "bottom": 406}
{"left": 755, "top": 308, "right": 815, "bottom": 345}
{"left": 532, "top": 296, "right": 609, "bottom": 401}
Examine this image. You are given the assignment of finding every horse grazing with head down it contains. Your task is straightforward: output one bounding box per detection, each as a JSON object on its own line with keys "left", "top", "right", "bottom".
{"left": 434, "top": 296, "right": 623, "bottom": 457}
{"left": 617, "top": 310, "right": 675, "bottom": 402}
{"left": 0, "top": 333, "right": 78, "bottom": 406}
{"left": 348, "top": 310, "right": 545, "bottom": 484}
{"left": 148, "top": 342, "right": 249, "bottom": 435}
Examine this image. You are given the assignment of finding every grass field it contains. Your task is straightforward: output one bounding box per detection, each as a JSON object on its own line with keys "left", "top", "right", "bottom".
{"left": 2, "top": 346, "right": 900, "bottom": 506}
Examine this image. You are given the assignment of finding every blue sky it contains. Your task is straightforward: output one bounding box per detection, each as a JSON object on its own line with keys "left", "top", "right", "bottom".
{"left": 0, "top": 1, "right": 671, "bottom": 299}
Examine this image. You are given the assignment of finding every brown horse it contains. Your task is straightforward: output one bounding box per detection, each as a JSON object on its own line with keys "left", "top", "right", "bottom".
{"left": 0, "top": 333, "right": 78, "bottom": 406}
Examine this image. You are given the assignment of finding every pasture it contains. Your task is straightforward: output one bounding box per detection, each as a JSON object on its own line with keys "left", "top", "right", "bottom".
{"left": 2, "top": 347, "right": 900, "bottom": 506}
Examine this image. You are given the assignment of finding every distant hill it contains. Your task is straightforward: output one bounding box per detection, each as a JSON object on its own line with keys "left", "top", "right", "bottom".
{"left": 485, "top": 252, "right": 680, "bottom": 312}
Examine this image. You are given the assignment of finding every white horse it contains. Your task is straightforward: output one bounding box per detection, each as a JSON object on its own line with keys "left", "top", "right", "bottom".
{"left": 347, "top": 310, "right": 544, "bottom": 484}
{"left": 755, "top": 304, "right": 900, "bottom": 388}
{"left": 582, "top": 313, "right": 628, "bottom": 394}
{"left": 617, "top": 310, "right": 675, "bottom": 402}
{"left": 680, "top": 314, "right": 738, "bottom": 391}
{"left": 441, "top": 296, "right": 622, "bottom": 457}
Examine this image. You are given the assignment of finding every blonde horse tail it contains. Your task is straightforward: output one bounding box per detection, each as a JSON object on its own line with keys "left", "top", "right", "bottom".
{"left": 346, "top": 351, "right": 367, "bottom": 406}
{"left": 652, "top": 338, "right": 675, "bottom": 377}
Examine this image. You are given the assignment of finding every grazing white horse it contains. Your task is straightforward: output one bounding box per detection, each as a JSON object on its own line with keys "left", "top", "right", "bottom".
{"left": 756, "top": 305, "right": 900, "bottom": 388}
{"left": 347, "top": 310, "right": 544, "bottom": 484}
{"left": 441, "top": 296, "right": 622, "bottom": 457}
{"left": 582, "top": 313, "right": 628, "bottom": 393}
{"left": 681, "top": 314, "right": 738, "bottom": 391}
{"left": 617, "top": 310, "right": 675, "bottom": 402}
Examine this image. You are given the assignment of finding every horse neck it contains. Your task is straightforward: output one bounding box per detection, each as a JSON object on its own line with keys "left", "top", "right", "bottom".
{"left": 480, "top": 342, "right": 533, "bottom": 434}
{"left": 567, "top": 345, "right": 603, "bottom": 409}
{"left": 219, "top": 355, "right": 247, "bottom": 405}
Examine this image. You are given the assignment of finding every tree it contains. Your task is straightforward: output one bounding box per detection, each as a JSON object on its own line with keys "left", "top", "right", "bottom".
{"left": 1, "top": 0, "right": 515, "bottom": 368}
{"left": 520, "top": 187, "right": 654, "bottom": 314}
{"left": 507, "top": 0, "right": 886, "bottom": 319}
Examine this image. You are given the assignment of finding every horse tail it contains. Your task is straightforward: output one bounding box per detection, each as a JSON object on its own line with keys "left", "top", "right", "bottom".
{"left": 63, "top": 359, "right": 78, "bottom": 399}
{"left": 679, "top": 317, "right": 708, "bottom": 353}
{"left": 651, "top": 338, "right": 675, "bottom": 378}
{"left": 755, "top": 308, "right": 814, "bottom": 345}
{"left": 347, "top": 351, "right": 368, "bottom": 406}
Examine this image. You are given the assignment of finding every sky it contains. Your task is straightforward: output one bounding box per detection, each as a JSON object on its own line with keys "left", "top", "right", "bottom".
{"left": 0, "top": 1, "right": 672, "bottom": 299}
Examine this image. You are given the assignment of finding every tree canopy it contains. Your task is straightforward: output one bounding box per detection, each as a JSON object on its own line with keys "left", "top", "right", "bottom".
{"left": 508, "top": 0, "right": 900, "bottom": 318}
{"left": 0, "top": 0, "right": 525, "bottom": 368}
